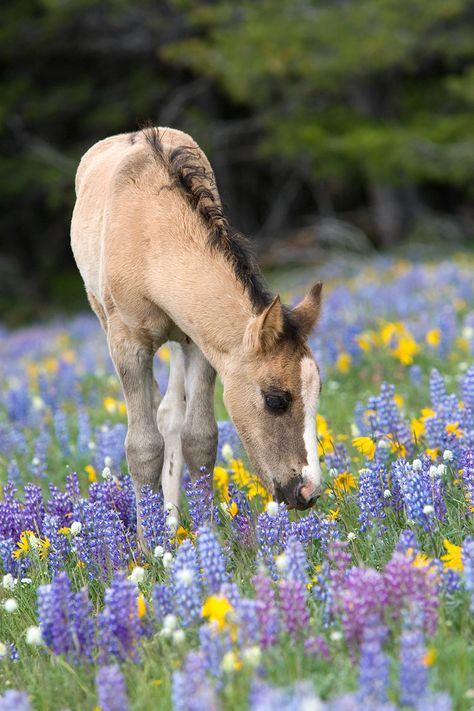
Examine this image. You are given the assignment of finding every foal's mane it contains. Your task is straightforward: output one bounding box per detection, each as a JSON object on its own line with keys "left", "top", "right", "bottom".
{"left": 142, "top": 127, "right": 273, "bottom": 314}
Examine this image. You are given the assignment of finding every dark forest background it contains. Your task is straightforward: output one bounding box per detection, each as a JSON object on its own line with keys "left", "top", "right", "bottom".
{"left": 2, "top": 0, "right": 474, "bottom": 323}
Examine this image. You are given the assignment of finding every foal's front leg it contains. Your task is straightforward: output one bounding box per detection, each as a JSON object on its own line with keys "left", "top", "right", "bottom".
{"left": 181, "top": 343, "right": 218, "bottom": 480}
{"left": 107, "top": 318, "right": 164, "bottom": 548}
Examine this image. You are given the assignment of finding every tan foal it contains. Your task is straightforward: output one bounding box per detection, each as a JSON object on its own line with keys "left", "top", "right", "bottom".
{"left": 71, "top": 127, "right": 323, "bottom": 541}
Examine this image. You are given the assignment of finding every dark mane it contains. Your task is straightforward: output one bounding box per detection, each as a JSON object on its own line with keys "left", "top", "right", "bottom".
{"left": 142, "top": 127, "right": 273, "bottom": 314}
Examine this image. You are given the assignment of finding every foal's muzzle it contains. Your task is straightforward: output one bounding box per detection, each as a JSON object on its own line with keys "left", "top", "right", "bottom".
{"left": 275, "top": 478, "right": 321, "bottom": 510}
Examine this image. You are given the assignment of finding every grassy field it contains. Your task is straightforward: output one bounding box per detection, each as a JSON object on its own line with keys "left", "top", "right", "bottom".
{"left": 0, "top": 253, "right": 474, "bottom": 710}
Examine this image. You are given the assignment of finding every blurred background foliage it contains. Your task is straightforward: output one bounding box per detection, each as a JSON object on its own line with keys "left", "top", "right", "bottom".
{"left": 1, "top": 0, "right": 474, "bottom": 322}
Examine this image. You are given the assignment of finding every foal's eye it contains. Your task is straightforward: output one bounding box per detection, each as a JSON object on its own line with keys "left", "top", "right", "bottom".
{"left": 264, "top": 392, "right": 290, "bottom": 414}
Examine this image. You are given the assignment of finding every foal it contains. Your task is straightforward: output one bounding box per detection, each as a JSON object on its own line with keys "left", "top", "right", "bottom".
{"left": 71, "top": 127, "right": 323, "bottom": 537}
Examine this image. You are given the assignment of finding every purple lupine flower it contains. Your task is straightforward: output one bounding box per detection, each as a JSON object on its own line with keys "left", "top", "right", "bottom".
{"left": 398, "top": 609, "right": 428, "bottom": 707}
{"left": 278, "top": 578, "right": 308, "bottom": 638}
{"left": 392, "top": 458, "right": 438, "bottom": 531}
{"left": 460, "top": 449, "right": 474, "bottom": 514}
{"left": 335, "top": 567, "right": 387, "bottom": 648}
{"left": 0, "top": 537, "right": 20, "bottom": 576}
{"left": 235, "top": 598, "right": 259, "bottom": 647}
{"left": 29, "top": 426, "right": 50, "bottom": 479}
{"left": 199, "top": 623, "right": 231, "bottom": 683}
{"left": 76, "top": 408, "right": 92, "bottom": 455}
{"left": 93, "top": 423, "right": 126, "bottom": 471}
{"left": 153, "top": 583, "right": 174, "bottom": 624}
{"left": 442, "top": 568, "right": 461, "bottom": 594}
{"left": 0, "top": 690, "right": 32, "bottom": 711}
{"left": 53, "top": 408, "right": 72, "bottom": 457}
{"left": 357, "top": 615, "right": 389, "bottom": 704}
{"left": 172, "top": 650, "right": 219, "bottom": 711}
{"left": 172, "top": 539, "right": 202, "bottom": 626}
{"left": 328, "top": 541, "right": 352, "bottom": 589}
{"left": 396, "top": 529, "right": 419, "bottom": 554}
{"left": 384, "top": 550, "right": 439, "bottom": 636}
{"left": 358, "top": 463, "right": 387, "bottom": 532}
{"left": 42, "top": 514, "right": 70, "bottom": 576}
{"left": 47, "top": 484, "right": 73, "bottom": 527}
{"left": 5, "top": 383, "right": 31, "bottom": 424}
{"left": 138, "top": 486, "right": 167, "bottom": 549}
{"left": 185, "top": 470, "right": 213, "bottom": 532}
{"left": 283, "top": 535, "right": 308, "bottom": 586}
{"left": 253, "top": 574, "right": 280, "bottom": 648}
{"left": 197, "top": 525, "right": 228, "bottom": 593}
{"left": 72, "top": 499, "right": 130, "bottom": 580}
{"left": 96, "top": 665, "right": 129, "bottom": 711}
{"left": 22, "top": 483, "right": 45, "bottom": 534}
{"left": 216, "top": 420, "right": 242, "bottom": 462}
{"left": 219, "top": 582, "right": 241, "bottom": 608}
{"left": 7, "top": 460, "right": 21, "bottom": 484}
{"left": 462, "top": 535, "right": 474, "bottom": 613}
{"left": 304, "top": 635, "right": 330, "bottom": 659}
{"left": 0, "top": 482, "right": 23, "bottom": 539}
{"left": 37, "top": 572, "right": 94, "bottom": 661}
{"left": 415, "top": 694, "right": 452, "bottom": 711}
{"left": 98, "top": 573, "right": 143, "bottom": 663}
{"left": 256, "top": 504, "right": 291, "bottom": 580}
{"left": 250, "top": 680, "right": 321, "bottom": 711}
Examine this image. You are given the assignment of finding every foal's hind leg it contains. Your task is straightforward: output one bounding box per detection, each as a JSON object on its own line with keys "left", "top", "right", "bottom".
{"left": 106, "top": 315, "right": 164, "bottom": 548}
{"left": 181, "top": 343, "right": 218, "bottom": 480}
{"left": 157, "top": 343, "right": 186, "bottom": 521}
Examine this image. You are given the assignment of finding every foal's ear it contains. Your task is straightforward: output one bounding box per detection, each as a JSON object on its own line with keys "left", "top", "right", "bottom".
{"left": 292, "top": 282, "right": 323, "bottom": 336}
{"left": 245, "top": 295, "right": 284, "bottom": 352}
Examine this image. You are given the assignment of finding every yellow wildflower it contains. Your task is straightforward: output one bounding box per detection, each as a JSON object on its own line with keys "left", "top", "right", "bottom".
{"left": 333, "top": 471, "right": 357, "bottom": 494}
{"left": 201, "top": 595, "right": 234, "bottom": 631}
{"left": 446, "top": 422, "right": 463, "bottom": 439}
{"left": 423, "top": 649, "right": 437, "bottom": 667}
{"left": 411, "top": 418, "right": 425, "bottom": 440}
{"left": 58, "top": 527, "right": 71, "bottom": 535}
{"left": 228, "top": 501, "right": 239, "bottom": 518}
{"left": 173, "top": 526, "right": 194, "bottom": 545}
{"left": 85, "top": 464, "right": 97, "bottom": 482}
{"left": 425, "top": 448, "right": 439, "bottom": 461}
{"left": 151, "top": 680, "right": 162, "bottom": 687}
{"left": 412, "top": 552, "right": 432, "bottom": 569}
{"left": 137, "top": 592, "right": 147, "bottom": 619}
{"left": 329, "top": 507, "right": 340, "bottom": 520}
{"left": 440, "top": 539, "right": 464, "bottom": 572}
{"left": 61, "top": 349, "right": 76, "bottom": 364}
{"left": 213, "top": 466, "right": 229, "bottom": 494}
{"left": 45, "top": 357, "right": 58, "bottom": 373}
{"left": 352, "top": 436, "right": 376, "bottom": 460}
{"left": 392, "top": 335, "right": 420, "bottom": 366}
{"left": 425, "top": 329, "right": 441, "bottom": 348}
{"left": 393, "top": 394, "right": 404, "bottom": 409}
{"left": 13, "top": 530, "right": 36, "bottom": 559}
{"left": 336, "top": 352, "right": 351, "bottom": 374}
{"left": 421, "top": 408, "right": 436, "bottom": 420}
{"left": 13, "top": 531, "right": 50, "bottom": 560}
{"left": 118, "top": 402, "right": 127, "bottom": 416}
{"left": 103, "top": 397, "right": 117, "bottom": 413}
{"left": 229, "top": 459, "right": 252, "bottom": 489}
{"left": 355, "top": 333, "right": 372, "bottom": 352}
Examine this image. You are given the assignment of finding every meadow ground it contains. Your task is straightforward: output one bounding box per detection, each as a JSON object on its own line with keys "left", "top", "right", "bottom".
{"left": 0, "top": 252, "right": 474, "bottom": 710}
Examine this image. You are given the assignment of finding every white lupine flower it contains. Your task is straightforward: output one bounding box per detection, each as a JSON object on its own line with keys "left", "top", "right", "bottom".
{"left": 101, "top": 466, "right": 112, "bottom": 480}
{"left": 330, "top": 630, "right": 343, "bottom": 642}
{"left": 242, "top": 646, "right": 262, "bottom": 667}
{"left": 329, "top": 468, "right": 338, "bottom": 478}
{"left": 275, "top": 554, "right": 289, "bottom": 573}
{"left": 129, "top": 566, "right": 145, "bottom": 585}
{"left": 377, "top": 439, "right": 390, "bottom": 449}
{"left": 413, "top": 459, "right": 422, "bottom": 471}
{"left": 437, "top": 464, "right": 446, "bottom": 477}
{"left": 3, "top": 599, "right": 18, "bottom": 613}
{"left": 266, "top": 501, "right": 279, "bottom": 517}
{"left": 104, "top": 456, "right": 113, "bottom": 467}
{"left": 347, "top": 532, "right": 356, "bottom": 541}
{"left": 163, "top": 614, "right": 178, "bottom": 631}
{"left": 176, "top": 568, "right": 193, "bottom": 586}
{"left": 32, "top": 396, "right": 45, "bottom": 411}
{"left": 165, "top": 502, "right": 174, "bottom": 512}
{"left": 20, "top": 578, "right": 32, "bottom": 585}
{"left": 31, "top": 457, "right": 40, "bottom": 467}
{"left": 2, "top": 574, "right": 17, "bottom": 590}
{"left": 383, "top": 489, "right": 392, "bottom": 499}
{"left": 26, "top": 626, "right": 43, "bottom": 646}
{"left": 172, "top": 629, "right": 185, "bottom": 645}
{"left": 220, "top": 502, "right": 230, "bottom": 517}
{"left": 70, "top": 521, "right": 82, "bottom": 536}
{"left": 154, "top": 545, "right": 165, "bottom": 559}
{"left": 88, "top": 441, "right": 96, "bottom": 450}
{"left": 28, "top": 534, "right": 40, "bottom": 550}
{"left": 222, "top": 443, "right": 233, "bottom": 462}
{"left": 423, "top": 505, "right": 434, "bottom": 515}
{"left": 443, "top": 450, "right": 453, "bottom": 462}
{"left": 159, "top": 627, "right": 172, "bottom": 639}
{"left": 162, "top": 552, "right": 173, "bottom": 569}
{"left": 429, "top": 465, "right": 438, "bottom": 479}
{"left": 221, "top": 651, "right": 239, "bottom": 673}
{"left": 351, "top": 424, "right": 360, "bottom": 437}
{"left": 166, "top": 515, "right": 178, "bottom": 532}
{"left": 462, "top": 326, "right": 474, "bottom": 340}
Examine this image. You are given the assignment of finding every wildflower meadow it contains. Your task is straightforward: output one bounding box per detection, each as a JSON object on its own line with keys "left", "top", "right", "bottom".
{"left": 1, "top": 253, "right": 474, "bottom": 711}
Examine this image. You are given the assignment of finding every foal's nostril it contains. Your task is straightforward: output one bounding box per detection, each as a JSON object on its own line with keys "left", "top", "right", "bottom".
{"left": 296, "top": 483, "right": 321, "bottom": 509}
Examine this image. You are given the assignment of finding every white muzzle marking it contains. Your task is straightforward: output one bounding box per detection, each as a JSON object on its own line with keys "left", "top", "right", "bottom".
{"left": 300, "top": 356, "right": 321, "bottom": 491}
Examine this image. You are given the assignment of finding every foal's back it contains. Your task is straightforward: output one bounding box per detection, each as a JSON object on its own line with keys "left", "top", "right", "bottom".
{"left": 71, "top": 128, "right": 214, "bottom": 328}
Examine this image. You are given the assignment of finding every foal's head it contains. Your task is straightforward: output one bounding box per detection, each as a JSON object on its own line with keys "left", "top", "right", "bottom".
{"left": 223, "top": 282, "right": 323, "bottom": 510}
